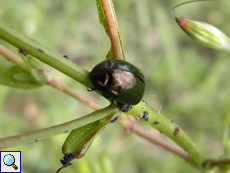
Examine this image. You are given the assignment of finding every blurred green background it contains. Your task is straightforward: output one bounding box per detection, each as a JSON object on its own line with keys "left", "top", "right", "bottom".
{"left": 1, "top": 0, "right": 230, "bottom": 172}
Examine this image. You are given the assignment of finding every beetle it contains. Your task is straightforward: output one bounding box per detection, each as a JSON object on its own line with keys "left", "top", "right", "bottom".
{"left": 90, "top": 59, "right": 145, "bottom": 112}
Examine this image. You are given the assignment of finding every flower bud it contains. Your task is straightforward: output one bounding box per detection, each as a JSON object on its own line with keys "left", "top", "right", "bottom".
{"left": 176, "top": 16, "right": 230, "bottom": 52}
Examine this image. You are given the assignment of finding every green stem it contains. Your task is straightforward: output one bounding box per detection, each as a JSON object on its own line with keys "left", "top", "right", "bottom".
{"left": 0, "top": 21, "right": 92, "bottom": 88}
{"left": 0, "top": 20, "right": 207, "bottom": 170}
{"left": 0, "top": 44, "right": 28, "bottom": 71}
{"left": 129, "top": 101, "right": 207, "bottom": 169}
{"left": 0, "top": 105, "right": 119, "bottom": 149}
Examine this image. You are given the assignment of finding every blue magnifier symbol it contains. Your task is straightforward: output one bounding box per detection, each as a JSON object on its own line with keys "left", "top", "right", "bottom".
{"left": 3, "top": 154, "right": 18, "bottom": 170}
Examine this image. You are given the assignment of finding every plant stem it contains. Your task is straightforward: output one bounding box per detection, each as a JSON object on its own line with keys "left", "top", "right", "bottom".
{"left": 0, "top": 21, "right": 92, "bottom": 88}
{"left": 0, "top": 27, "right": 206, "bottom": 168}
{"left": 0, "top": 105, "right": 118, "bottom": 149}
{"left": 120, "top": 116, "right": 190, "bottom": 162}
{"left": 47, "top": 77, "right": 102, "bottom": 110}
{"left": 209, "top": 159, "right": 230, "bottom": 169}
{"left": 0, "top": 44, "right": 190, "bottom": 162}
{"left": 0, "top": 45, "right": 191, "bottom": 163}
{"left": 101, "top": 0, "right": 125, "bottom": 60}
{"left": 0, "top": 44, "right": 28, "bottom": 71}
{"left": 128, "top": 101, "right": 207, "bottom": 169}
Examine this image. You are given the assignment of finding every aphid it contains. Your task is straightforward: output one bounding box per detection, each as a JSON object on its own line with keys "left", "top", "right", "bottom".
{"left": 174, "top": 127, "right": 180, "bottom": 136}
{"left": 63, "top": 55, "right": 69, "bottom": 59}
{"left": 38, "top": 48, "right": 44, "bottom": 53}
{"left": 110, "top": 116, "right": 119, "bottom": 123}
{"left": 142, "top": 111, "right": 149, "bottom": 121}
{"left": 57, "top": 153, "right": 74, "bottom": 173}
{"left": 60, "top": 153, "right": 74, "bottom": 166}
{"left": 19, "top": 49, "right": 28, "bottom": 56}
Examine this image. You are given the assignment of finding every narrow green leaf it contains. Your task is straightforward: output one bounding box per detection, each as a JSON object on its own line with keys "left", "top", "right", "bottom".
{"left": 19, "top": 52, "right": 46, "bottom": 83}
{"left": 96, "top": 0, "right": 109, "bottom": 36}
{"left": 175, "top": 16, "right": 230, "bottom": 52}
{"left": 106, "top": 48, "right": 114, "bottom": 60}
{"left": 0, "top": 66, "right": 44, "bottom": 89}
{"left": 0, "top": 21, "right": 93, "bottom": 88}
{"left": 62, "top": 116, "right": 110, "bottom": 159}
{"left": 96, "top": 0, "right": 116, "bottom": 60}
{"left": 62, "top": 111, "right": 119, "bottom": 159}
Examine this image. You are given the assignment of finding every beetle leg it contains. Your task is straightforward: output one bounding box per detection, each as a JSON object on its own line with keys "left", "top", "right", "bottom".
{"left": 87, "top": 88, "right": 96, "bottom": 92}
{"left": 102, "top": 93, "right": 110, "bottom": 100}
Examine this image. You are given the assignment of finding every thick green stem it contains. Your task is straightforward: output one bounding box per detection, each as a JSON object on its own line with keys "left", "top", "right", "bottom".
{"left": 0, "top": 21, "right": 92, "bottom": 88}
{"left": 0, "top": 105, "right": 119, "bottom": 149}
{"left": 129, "top": 101, "right": 207, "bottom": 169}
{"left": 0, "top": 20, "right": 207, "bottom": 170}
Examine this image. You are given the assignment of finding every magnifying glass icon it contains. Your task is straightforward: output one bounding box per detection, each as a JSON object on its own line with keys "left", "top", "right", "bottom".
{"left": 3, "top": 154, "right": 18, "bottom": 170}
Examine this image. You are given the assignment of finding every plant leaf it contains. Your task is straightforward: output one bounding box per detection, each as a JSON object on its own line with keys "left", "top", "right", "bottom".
{"left": 95, "top": 0, "right": 125, "bottom": 60}
{"left": 96, "top": 0, "right": 114, "bottom": 60}
{"left": 0, "top": 66, "right": 44, "bottom": 89}
{"left": 18, "top": 51, "right": 46, "bottom": 83}
{"left": 61, "top": 114, "right": 117, "bottom": 159}
{"left": 96, "top": 0, "right": 109, "bottom": 36}
{"left": 106, "top": 48, "right": 114, "bottom": 60}
{"left": 175, "top": 16, "right": 230, "bottom": 52}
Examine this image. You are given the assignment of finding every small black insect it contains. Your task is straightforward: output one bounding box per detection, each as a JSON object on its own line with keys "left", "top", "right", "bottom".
{"left": 202, "top": 159, "right": 212, "bottom": 168}
{"left": 142, "top": 111, "right": 149, "bottom": 121}
{"left": 38, "top": 48, "right": 44, "bottom": 53}
{"left": 60, "top": 153, "right": 74, "bottom": 166}
{"left": 117, "top": 103, "right": 131, "bottom": 113}
{"left": 57, "top": 153, "right": 75, "bottom": 173}
{"left": 142, "top": 100, "right": 147, "bottom": 104}
{"left": 154, "top": 121, "right": 159, "bottom": 125}
{"left": 110, "top": 116, "right": 119, "bottom": 123}
{"left": 19, "top": 49, "right": 28, "bottom": 56}
{"left": 63, "top": 55, "right": 69, "bottom": 59}
{"left": 174, "top": 127, "right": 180, "bottom": 136}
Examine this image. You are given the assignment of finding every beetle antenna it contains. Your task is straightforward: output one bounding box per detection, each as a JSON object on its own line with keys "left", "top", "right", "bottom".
{"left": 143, "top": 94, "right": 164, "bottom": 114}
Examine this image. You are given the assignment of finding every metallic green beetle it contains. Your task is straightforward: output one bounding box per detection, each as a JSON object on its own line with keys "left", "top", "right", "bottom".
{"left": 90, "top": 59, "right": 145, "bottom": 112}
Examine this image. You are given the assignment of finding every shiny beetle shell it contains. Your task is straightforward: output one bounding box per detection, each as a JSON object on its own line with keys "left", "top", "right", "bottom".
{"left": 90, "top": 59, "right": 145, "bottom": 106}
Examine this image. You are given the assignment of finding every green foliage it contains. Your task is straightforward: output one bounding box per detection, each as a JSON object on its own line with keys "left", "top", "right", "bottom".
{"left": 0, "top": 66, "right": 43, "bottom": 89}
{"left": 62, "top": 115, "right": 112, "bottom": 159}
{"left": 96, "top": 0, "right": 109, "bottom": 36}
{"left": 1, "top": 0, "right": 230, "bottom": 173}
